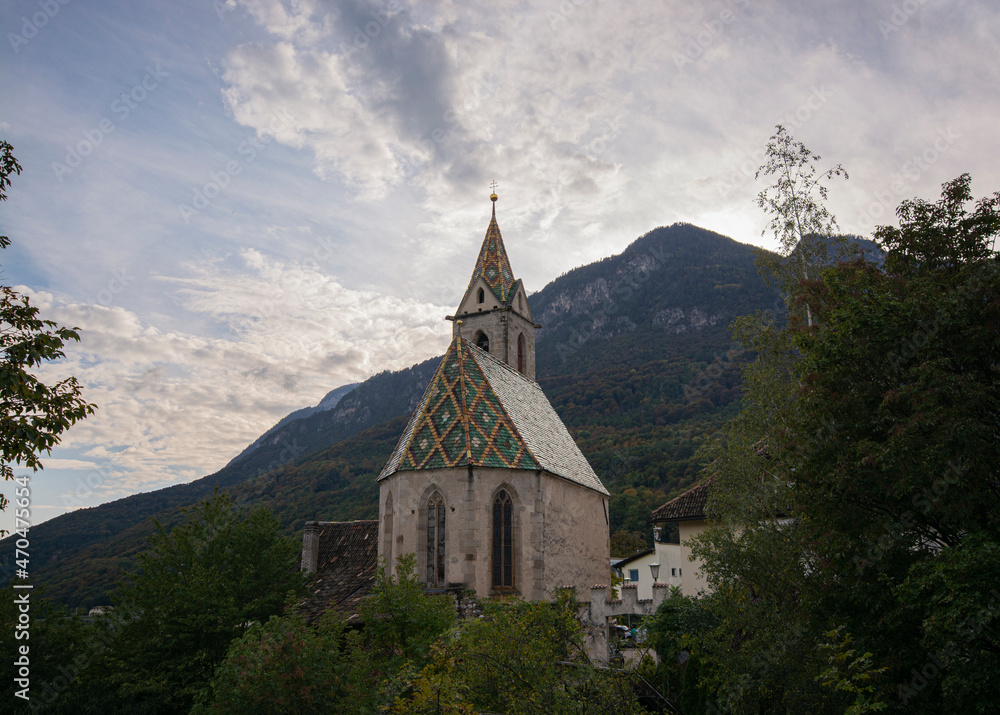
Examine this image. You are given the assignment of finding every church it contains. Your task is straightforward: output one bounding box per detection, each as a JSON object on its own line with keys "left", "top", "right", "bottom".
{"left": 375, "top": 190, "right": 611, "bottom": 599}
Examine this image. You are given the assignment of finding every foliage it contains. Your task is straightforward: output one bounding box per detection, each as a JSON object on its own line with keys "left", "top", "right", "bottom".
{"left": 192, "top": 611, "right": 350, "bottom": 714}
{"left": 0, "top": 141, "right": 95, "bottom": 519}
{"left": 644, "top": 586, "right": 718, "bottom": 713}
{"left": 814, "top": 626, "right": 887, "bottom": 715}
{"left": 84, "top": 490, "right": 306, "bottom": 713}
{"left": 691, "top": 172, "right": 1000, "bottom": 712}
{"left": 755, "top": 125, "right": 856, "bottom": 325}
{"left": 0, "top": 586, "right": 95, "bottom": 710}
{"left": 360, "top": 553, "right": 456, "bottom": 666}
{"left": 392, "top": 592, "right": 648, "bottom": 715}
{"left": 610, "top": 529, "right": 649, "bottom": 557}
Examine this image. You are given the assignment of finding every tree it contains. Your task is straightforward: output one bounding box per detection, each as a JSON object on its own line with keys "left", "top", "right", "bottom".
{"left": 192, "top": 611, "right": 350, "bottom": 715}
{"left": 755, "top": 125, "right": 855, "bottom": 325}
{"left": 691, "top": 174, "right": 1000, "bottom": 712}
{"left": 0, "top": 141, "right": 95, "bottom": 520}
{"left": 391, "top": 592, "right": 648, "bottom": 715}
{"left": 93, "top": 490, "right": 306, "bottom": 713}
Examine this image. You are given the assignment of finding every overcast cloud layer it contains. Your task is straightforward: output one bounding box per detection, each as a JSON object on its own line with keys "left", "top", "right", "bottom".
{"left": 1, "top": 0, "right": 998, "bottom": 531}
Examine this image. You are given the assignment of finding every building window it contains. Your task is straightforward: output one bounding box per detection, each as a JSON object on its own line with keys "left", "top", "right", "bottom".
{"left": 382, "top": 492, "right": 394, "bottom": 568}
{"left": 671, "top": 567, "right": 676, "bottom": 577}
{"left": 628, "top": 569, "right": 639, "bottom": 583}
{"left": 475, "top": 330, "right": 490, "bottom": 352}
{"left": 426, "top": 492, "right": 445, "bottom": 587}
{"left": 517, "top": 333, "right": 525, "bottom": 374}
{"left": 492, "top": 490, "right": 514, "bottom": 589}
{"left": 477, "top": 287, "right": 485, "bottom": 303}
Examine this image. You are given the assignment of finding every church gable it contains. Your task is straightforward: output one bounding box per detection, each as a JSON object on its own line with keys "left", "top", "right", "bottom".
{"left": 379, "top": 335, "right": 608, "bottom": 497}
{"left": 456, "top": 274, "right": 504, "bottom": 316}
{"left": 379, "top": 337, "right": 540, "bottom": 477}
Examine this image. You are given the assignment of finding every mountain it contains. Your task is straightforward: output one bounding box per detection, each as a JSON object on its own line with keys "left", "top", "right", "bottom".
{"left": 9, "top": 223, "right": 782, "bottom": 608}
{"left": 2, "top": 357, "right": 441, "bottom": 598}
{"left": 532, "top": 223, "right": 780, "bottom": 376}
{"left": 229, "top": 382, "right": 359, "bottom": 465}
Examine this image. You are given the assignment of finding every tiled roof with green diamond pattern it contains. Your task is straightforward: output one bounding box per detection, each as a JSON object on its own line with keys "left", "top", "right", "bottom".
{"left": 466, "top": 210, "right": 516, "bottom": 304}
{"left": 378, "top": 337, "right": 608, "bottom": 496}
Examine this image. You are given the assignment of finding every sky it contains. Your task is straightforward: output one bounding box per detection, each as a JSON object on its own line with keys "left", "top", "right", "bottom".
{"left": 1, "top": 0, "right": 998, "bottom": 532}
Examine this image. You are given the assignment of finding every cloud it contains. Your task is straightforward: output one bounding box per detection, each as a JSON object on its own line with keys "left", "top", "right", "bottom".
{"left": 23, "top": 250, "right": 452, "bottom": 499}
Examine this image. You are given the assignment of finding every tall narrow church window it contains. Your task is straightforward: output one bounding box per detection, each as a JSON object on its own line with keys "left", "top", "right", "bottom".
{"left": 492, "top": 490, "right": 514, "bottom": 589}
{"left": 426, "top": 492, "right": 446, "bottom": 587}
{"left": 382, "top": 492, "right": 394, "bottom": 569}
{"left": 517, "top": 333, "right": 525, "bottom": 374}
{"left": 475, "top": 331, "right": 490, "bottom": 352}
{"left": 477, "top": 287, "right": 485, "bottom": 303}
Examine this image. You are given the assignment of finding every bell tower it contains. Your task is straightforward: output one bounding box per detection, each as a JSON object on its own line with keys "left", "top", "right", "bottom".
{"left": 447, "top": 187, "right": 539, "bottom": 380}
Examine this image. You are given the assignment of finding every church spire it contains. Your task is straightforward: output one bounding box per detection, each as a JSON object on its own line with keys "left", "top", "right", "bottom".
{"left": 467, "top": 185, "right": 515, "bottom": 303}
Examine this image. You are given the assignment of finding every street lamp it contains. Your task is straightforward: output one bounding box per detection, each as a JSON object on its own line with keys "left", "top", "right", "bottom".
{"left": 649, "top": 563, "right": 660, "bottom": 584}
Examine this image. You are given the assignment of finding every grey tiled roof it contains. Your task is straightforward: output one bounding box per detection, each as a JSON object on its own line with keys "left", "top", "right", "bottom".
{"left": 300, "top": 520, "right": 378, "bottom": 624}
{"left": 650, "top": 482, "right": 710, "bottom": 522}
{"left": 472, "top": 342, "right": 608, "bottom": 495}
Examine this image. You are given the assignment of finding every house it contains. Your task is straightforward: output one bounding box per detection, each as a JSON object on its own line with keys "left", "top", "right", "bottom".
{"left": 649, "top": 481, "right": 710, "bottom": 596}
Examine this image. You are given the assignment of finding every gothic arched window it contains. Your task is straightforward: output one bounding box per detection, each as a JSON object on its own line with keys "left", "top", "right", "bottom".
{"left": 475, "top": 330, "right": 490, "bottom": 353}
{"left": 492, "top": 489, "right": 514, "bottom": 589}
{"left": 477, "top": 287, "right": 485, "bottom": 304}
{"left": 382, "top": 492, "right": 394, "bottom": 568}
{"left": 517, "top": 333, "right": 525, "bottom": 374}
{"left": 426, "top": 492, "right": 446, "bottom": 587}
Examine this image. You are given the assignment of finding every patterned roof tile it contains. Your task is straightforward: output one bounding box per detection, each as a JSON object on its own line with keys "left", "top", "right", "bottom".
{"left": 379, "top": 337, "right": 608, "bottom": 496}
{"left": 467, "top": 209, "right": 516, "bottom": 303}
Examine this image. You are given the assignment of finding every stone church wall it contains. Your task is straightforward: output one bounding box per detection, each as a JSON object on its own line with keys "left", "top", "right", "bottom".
{"left": 379, "top": 466, "right": 609, "bottom": 600}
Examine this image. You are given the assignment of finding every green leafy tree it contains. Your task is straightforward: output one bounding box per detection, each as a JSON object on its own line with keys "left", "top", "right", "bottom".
{"left": 193, "top": 611, "right": 350, "bottom": 714}
{"left": 755, "top": 125, "right": 855, "bottom": 325}
{"left": 89, "top": 490, "right": 306, "bottom": 713}
{"left": 692, "top": 173, "right": 1000, "bottom": 712}
{"left": 393, "top": 591, "right": 648, "bottom": 715}
{"left": 0, "top": 141, "right": 95, "bottom": 519}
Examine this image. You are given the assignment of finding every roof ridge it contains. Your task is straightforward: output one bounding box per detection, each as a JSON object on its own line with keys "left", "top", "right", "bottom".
{"left": 379, "top": 347, "right": 454, "bottom": 477}
{"left": 456, "top": 337, "right": 473, "bottom": 465}
{"left": 464, "top": 335, "right": 538, "bottom": 386}
{"left": 462, "top": 337, "right": 542, "bottom": 469}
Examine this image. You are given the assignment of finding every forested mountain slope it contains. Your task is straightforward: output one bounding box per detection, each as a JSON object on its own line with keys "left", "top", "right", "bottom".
{"left": 12, "top": 223, "right": 781, "bottom": 607}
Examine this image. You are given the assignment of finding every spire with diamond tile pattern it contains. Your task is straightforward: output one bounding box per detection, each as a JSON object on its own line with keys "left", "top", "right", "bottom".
{"left": 466, "top": 193, "right": 516, "bottom": 303}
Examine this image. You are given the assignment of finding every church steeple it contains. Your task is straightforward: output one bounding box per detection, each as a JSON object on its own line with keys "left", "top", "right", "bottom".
{"left": 447, "top": 186, "right": 539, "bottom": 380}
{"left": 466, "top": 190, "right": 516, "bottom": 304}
